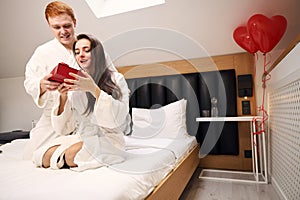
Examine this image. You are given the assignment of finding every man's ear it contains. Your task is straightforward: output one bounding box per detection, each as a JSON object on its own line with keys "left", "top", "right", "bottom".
{"left": 74, "top": 18, "right": 77, "bottom": 27}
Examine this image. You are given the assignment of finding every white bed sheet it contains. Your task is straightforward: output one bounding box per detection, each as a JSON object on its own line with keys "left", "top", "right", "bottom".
{"left": 0, "top": 135, "right": 197, "bottom": 200}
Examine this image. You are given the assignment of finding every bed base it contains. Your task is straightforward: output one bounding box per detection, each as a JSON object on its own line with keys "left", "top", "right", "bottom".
{"left": 146, "top": 144, "right": 200, "bottom": 200}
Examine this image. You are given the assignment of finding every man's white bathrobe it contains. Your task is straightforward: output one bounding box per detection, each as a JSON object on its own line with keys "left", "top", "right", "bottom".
{"left": 23, "top": 38, "right": 130, "bottom": 171}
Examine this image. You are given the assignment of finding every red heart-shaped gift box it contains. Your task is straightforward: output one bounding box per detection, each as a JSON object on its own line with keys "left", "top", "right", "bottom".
{"left": 49, "top": 63, "right": 83, "bottom": 83}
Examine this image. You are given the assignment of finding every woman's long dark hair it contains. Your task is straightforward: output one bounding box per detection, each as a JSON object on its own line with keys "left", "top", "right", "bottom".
{"left": 73, "top": 34, "right": 122, "bottom": 115}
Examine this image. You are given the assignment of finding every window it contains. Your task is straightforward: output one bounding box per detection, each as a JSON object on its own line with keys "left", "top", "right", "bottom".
{"left": 85, "top": 0, "right": 165, "bottom": 18}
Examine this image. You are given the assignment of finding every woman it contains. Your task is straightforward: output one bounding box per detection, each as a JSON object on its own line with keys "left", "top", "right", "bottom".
{"left": 35, "top": 34, "right": 131, "bottom": 171}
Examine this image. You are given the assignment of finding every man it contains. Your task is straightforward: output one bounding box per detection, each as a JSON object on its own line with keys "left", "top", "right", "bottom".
{"left": 23, "top": 1, "right": 78, "bottom": 161}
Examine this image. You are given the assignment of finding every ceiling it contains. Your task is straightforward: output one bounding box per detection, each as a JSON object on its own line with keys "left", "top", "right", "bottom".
{"left": 1, "top": 0, "right": 299, "bottom": 79}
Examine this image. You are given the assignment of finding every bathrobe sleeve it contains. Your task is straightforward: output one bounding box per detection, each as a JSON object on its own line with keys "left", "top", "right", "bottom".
{"left": 51, "top": 93, "right": 76, "bottom": 135}
{"left": 94, "top": 72, "right": 130, "bottom": 129}
{"left": 24, "top": 45, "right": 52, "bottom": 108}
{"left": 24, "top": 38, "right": 78, "bottom": 108}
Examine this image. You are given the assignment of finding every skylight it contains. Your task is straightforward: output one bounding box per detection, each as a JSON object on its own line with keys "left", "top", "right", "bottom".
{"left": 85, "top": 0, "right": 165, "bottom": 18}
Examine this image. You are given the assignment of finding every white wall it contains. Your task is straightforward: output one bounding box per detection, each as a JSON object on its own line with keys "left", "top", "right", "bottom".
{"left": 0, "top": 77, "right": 42, "bottom": 132}
{"left": 1, "top": 0, "right": 300, "bottom": 78}
{"left": 268, "top": 43, "right": 300, "bottom": 86}
{"left": 1, "top": 0, "right": 300, "bottom": 132}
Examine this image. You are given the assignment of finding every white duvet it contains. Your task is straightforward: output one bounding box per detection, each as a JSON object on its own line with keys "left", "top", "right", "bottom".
{"left": 0, "top": 136, "right": 197, "bottom": 200}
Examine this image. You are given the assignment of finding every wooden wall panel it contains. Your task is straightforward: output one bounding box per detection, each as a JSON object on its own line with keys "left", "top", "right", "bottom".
{"left": 117, "top": 52, "right": 256, "bottom": 171}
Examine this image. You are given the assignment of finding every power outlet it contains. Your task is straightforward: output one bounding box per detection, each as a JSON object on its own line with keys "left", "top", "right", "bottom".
{"left": 242, "top": 100, "right": 251, "bottom": 115}
{"left": 244, "top": 150, "right": 252, "bottom": 158}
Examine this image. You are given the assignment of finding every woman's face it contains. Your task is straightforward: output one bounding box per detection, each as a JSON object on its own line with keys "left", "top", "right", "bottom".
{"left": 74, "top": 38, "right": 92, "bottom": 73}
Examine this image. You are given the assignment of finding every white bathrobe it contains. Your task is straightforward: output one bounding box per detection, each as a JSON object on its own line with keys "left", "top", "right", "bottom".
{"left": 37, "top": 72, "right": 131, "bottom": 171}
{"left": 23, "top": 38, "right": 129, "bottom": 170}
{"left": 23, "top": 38, "right": 78, "bottom": 160}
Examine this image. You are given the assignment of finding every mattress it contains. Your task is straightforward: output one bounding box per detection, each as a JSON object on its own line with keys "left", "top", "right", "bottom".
{"left": 0, "top": 135, "right": 197, "bottom": 200}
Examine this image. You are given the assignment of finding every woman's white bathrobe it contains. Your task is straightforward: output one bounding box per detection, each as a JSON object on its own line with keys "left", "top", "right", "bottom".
{"left": 38, "top": 72, "right": 131, "bottom": 171}
{"left": 23, "top": 38, "right": 129, "bottom": 170}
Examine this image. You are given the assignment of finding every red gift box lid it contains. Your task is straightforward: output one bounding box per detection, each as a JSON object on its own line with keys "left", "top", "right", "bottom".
{"left": 49, "top": 63, "right": 83, "bottom": 83}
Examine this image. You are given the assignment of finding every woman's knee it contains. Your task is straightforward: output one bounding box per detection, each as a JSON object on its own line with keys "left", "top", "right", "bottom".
{"left": 42, "top": 145, "right": 59, "bottom": 168}
{"left": 65, "top": 142, "right": 83, "bottom": 167}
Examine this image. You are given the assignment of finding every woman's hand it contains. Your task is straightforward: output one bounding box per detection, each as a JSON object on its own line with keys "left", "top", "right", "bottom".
{"left": 40, "top": 74, "right": 60, "bottom": 96}
{"left": 57, "top": 83, "right": 69, "bottom": 97}
{"left": 64, "top": 71, "right": 101, "bottom": 98}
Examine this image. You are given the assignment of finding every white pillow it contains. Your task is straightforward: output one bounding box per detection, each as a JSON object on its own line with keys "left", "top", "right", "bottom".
{"left": 131, "top": 99, "right": 188, "bottom": 139}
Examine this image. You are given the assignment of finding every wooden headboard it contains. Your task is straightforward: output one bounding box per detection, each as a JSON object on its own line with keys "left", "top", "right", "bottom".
{"left": 118, "top": 52, "right": 256, "bottom": 116}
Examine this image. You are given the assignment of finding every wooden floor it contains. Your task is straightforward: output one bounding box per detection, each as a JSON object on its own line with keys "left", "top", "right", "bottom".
{"left": 180, "top": 168, "right": 281, "bottom": 200}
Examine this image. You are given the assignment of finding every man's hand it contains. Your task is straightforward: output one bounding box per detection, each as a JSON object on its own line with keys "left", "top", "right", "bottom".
{"left": 40, "top": 74, "right": 60, "bottom": 95}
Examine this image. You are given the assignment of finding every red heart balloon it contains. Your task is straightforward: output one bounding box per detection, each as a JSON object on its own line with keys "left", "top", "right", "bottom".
{"left": 248, "top": 14, "right": 287, "bottom": 53}
{"left": 233, "top": 26, "right": 259, "bottom": 54}
{"left": 272, "top": 15, "right": 288, "bottom": 44}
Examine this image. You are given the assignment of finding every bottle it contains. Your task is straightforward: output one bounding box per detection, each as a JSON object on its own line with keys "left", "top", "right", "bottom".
{"left": 211, "top": 97, "right": 218, "bottom": 117}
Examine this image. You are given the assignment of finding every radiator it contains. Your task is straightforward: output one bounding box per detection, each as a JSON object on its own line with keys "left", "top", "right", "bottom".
{"left": 267, "top": 39, "right": 300, "bottom": 200}
{"left": 268, "top": 78, "right": 300, "bottom": 200}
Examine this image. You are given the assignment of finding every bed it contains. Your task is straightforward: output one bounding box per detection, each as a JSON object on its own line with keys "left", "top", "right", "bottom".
{"left": 0, "top": 136, "right": 198, "bottom": 200}
{"left": 1, "top": 50, "right": 253, "bottom": 199}
{"left": 1, "top": 51, "right": 256, "bottom": 199}
{"left": 0, "top": 68, "right": 201, "bottom": 200}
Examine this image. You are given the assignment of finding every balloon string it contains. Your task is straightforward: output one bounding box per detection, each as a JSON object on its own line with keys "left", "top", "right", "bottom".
{"left": 253, "top": 53, "right": 258, "bottom": 82}
{"left": 252, "top": 53, "right": 258, "bottom": 101}
{"left": 253, "top": 53, "right": 270, "bottom": 135}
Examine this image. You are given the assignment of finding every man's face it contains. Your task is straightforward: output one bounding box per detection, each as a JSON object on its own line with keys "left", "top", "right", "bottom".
{"left": 48, "top": 14, "right": 76, "bottom": 50}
